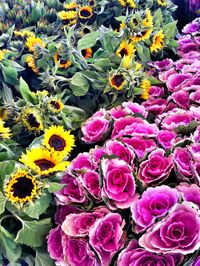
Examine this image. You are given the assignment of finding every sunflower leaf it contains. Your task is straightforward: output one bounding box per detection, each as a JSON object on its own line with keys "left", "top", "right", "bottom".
{"left": 78, "top": 32, "right": 101, "bottom": 50}
{"left": 23, "top": 192, "right": 52, "bottom": 219}
{"left": 0, "top": 225, "right": 22, "bottom": 263}
{"left": 15, "top": 218, "right": 52, "bottom": 247}
{"left": 0, "top": 191, "right": 6, "bottom": 215}
{"left": 18, "top": 77, "right": 38, "bottom": 104}
{"left": 35, "top": 248, "right": 55, "bottom": 266}
{"left": 48, "top": 182, "right": 65, "bottom": 193}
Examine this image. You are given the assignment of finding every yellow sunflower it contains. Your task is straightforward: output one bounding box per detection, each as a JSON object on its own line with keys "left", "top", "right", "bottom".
{"left": 20, "top": 147, "right": 70, "bottom": 175}
{"left": 21, "top": 107, "right": 43, "bottom": 131}
{"left": 140, "top": 79, "right": 151, "bottom": 100}
{"left": 150, "top": 30, "right": 165, "bottom": 52}
{"left": 109, "top": 73, "right": 126, "bottom": 90}
{"left": 43, "top": 125, "right": 75, "bottom": 157}
{"left": 58, "top": 10, "right": 77, "bottom": 21}
{"left": 48, "top": 99, "right": 64, "bottom": 113}
{"left": 81, "top": 48, "right": 92, "bottom": 59}
{"left": 0, "top": 119, "right": 11, "bottom": 139}
{"left": 5, "top": 170, "right": 38, "bottom": 204}
{"left": 26, "top": 36, "right": 45, "bottom": 52}
{"left": 25, "top": 55, "right": 39, "bottom": 74}
{"left": 130, "top": 29, "right": 153, "bottom": 43}
{"left": 64, "top": 2, "right": 78, "bottom": 10}
{"left": 118, "top": 0, "right": 126, "bottom": 6}
{"left": 143, "top": 9, "right": 153, "bottom": 27}
{"left": 0, "top": 50, "right": 9, "bottom": 61}
{"left": 116, "top": 40, "right": 135, "bottom": 58}
{"left": 126, "top": 0, "right": 137, "bottom": 8}
{"left": 14, "top": 30, "right": 35, "bottom": 38}
{"left": 157, "top": 0, "right": 167, "bottom": 6}
{"left": 54, "top": 52, "right": 72, "bottom": 69}
{"left": 78, "top": 6, "right": 93, "bottom": 20}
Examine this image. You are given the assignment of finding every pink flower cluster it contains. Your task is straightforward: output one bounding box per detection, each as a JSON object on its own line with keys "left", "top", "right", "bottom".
{"left": 47, "top": 19, "right": 200, "bottom": 266}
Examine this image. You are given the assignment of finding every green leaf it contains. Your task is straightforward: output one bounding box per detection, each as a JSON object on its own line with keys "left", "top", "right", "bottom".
{"left": 19, "top": 77, "right": 38, "bottom": 104}
{"left": 69, "top": 72, "right": 90, "bottom": 96}
{"left": 24, "top": 193, "right": 52, "bottom": 219}
{"left": 0, "top": 226, "right": 21, "bottom": 263}
{"left": 163, "top": 21, "right": 177, "bottom": 39}
{"left": 2, "top": 66, "right": 18, "bottom": 86}
{"left": 78, "top": 32, "right": 101, "bottom": 50}
{"left": 48, "top": 182, "right": 65, "bottom": 193}
{"left": 35, "top": 249, "right": 55, "bottom": 266}
{"left": 15, "top": 218, "right": 52, "bottom": 248}
{"left": 0, "top": 160, "right": 15, "bottom": 190}
{"left": 0, "top": 191, "right": 6, "bottom": 215}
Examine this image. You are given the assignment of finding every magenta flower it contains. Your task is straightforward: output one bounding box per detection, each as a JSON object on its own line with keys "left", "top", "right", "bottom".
{"left": 122, "top": 102, "right": 147, "bottom": 118}
{"left": 170, "top": 90, "right": 190, "bottom": 109}
{"left": 149, "top": 86, "right": 165, "bottom": 98}
{"left": 101, "top": 158, "right": 136, "bottom": 209}
{"left": 138, "top": 149, "right": 173, "bottom": 185}
{"left": 55, "top": 173, "right": 87, "bottom": 205}
{"left": 131, "top": 186, "right": 179, "bottom": 233}
{"left": 89, "top": 213, "right": 125, "bottom": 266}
{"left": 117, "top": 240, "right": 184, "bottom": 266}
{"left": 70, "top": 153, "right": 96, "bottom": 171}
{"left": 177, "top": 183, "right": 200, "bottom": 208}
{"left": 82, "top": 110, "right": 110, "bottom": 143}
{"left": 47, "top": 226, "right": 63, "bottom": 261}
{"left": 105, "top": 140, "right": 135, "bottom": 165}
{"left": 173, "top": 147, "right": 193, "bottom": 179}
{"left": 139, "top": 202, "right": 200, "bottom": 255}
{"left": 63, "top": 236, "right": 97, "bottom": 266}
{"left": 142, "top": 98, "right": 167, "bottom": 115}
{"left": 157, "top": 130, "right": 177, "bottom": 150}
{"left": 80, "top": 170, "right": 101, "bottom": 199}
{"left": 62, "top": 207, "right": 108, "bottom": 237}
{"left": 122, "top": 137, "right": 156, "bottom": 160}
{"left": 166, "top": 73, "right": 192, "bottom": 92}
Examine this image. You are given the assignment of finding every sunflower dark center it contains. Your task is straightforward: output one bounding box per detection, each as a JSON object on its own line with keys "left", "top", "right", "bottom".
{"left": 49, "top": 135, "right": 66, "bottom": 151}
{"left": 34, "top": 159, "right": 55, "bottom": 171}
{"left": 81, "top": 49, "right": 87, "bottom": 57}
{"left": 120, "top": 48, "right": 128, "bottom": 57}
{"left": 12, "top": 176, "right": 34, "bottom": 198}
{"left": 27, "top": 114, "right": 40, "bottom": 128}
{"left": 80, "top": 9, "right": 92, "bottom": 18}
{"left": 111, "top": 74, "right": 124, "bottom": 87}
{"left": 50, "top": 100, "right": 60, "bottom": 110}
{"left": 83, "top": 27, "right": 91, "bottom": 34}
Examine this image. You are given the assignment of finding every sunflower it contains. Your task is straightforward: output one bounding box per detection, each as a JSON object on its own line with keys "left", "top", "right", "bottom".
{"left": 150, "top": 30, "right": 165, "bottom": 53}
{"left": 0, "top": 50, "right": 9, "bottom": 61}
{"left": 143, "top": 9, "right": 153, "bottom": 27}
{"left": 109, "top": 73, "right": 126, "bottom": 90}
{"left": 78, "top": 6, "right": 93, "bottom": 20}
{"left": 126, "top": 0, "right": 137, "bottom": 8}
{"left": 43, "top": 125, "right": 75, "bottom": 157}
{"left": 21, "top": 107, "right": 43, "bottom": 131}
{"left": 130, "top": 29, "right": 153, "bottom": 43}
{"left": 116, "top": 40, "right": 135, "bottom": 58}
{"left": 157, "top": 0, "right": 167, "bottom": 6}
{"left": 58, "top": 10, "right": 77, "bottom": 22}
{"left": 64, "top": 2, "right": 78, "bottom": 10}
{"left": 140, "top": 79, "right": 151, "bottom": 100}
{"left": 118, "top": 0, "right": 126, "bottom": 6}
{"left": 0, "top": 107, "right": 13, "bottom": 121}
{"left": 5, "top": 170, "right": 38, "bottom": 204}
{"left": 81, "top": 48, "right": 92, "bottom": 59}
{"left": 0, "top": 119, "right": 11, "bottom": 139}
{"left": 26, "top": 36, "right": 45, "bottom": 52}
{"left": 25, "top": 55, "right": 39, "bottom": 74}
{"left": 54, "top": 52, "right": 72, "bottom": 69}
{"left": 20, "top": 147, "right": 70, "bottom": 175}
{"left": 14, "top": 30, "right": 35, "bottom": 38}
{"left": 48, "top": 99, "right": 64, "bottom": 113}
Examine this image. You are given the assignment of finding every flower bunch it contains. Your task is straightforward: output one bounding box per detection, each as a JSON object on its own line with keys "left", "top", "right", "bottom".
{"left": 47, "top": 18, "right": 200, "bottom": 265}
